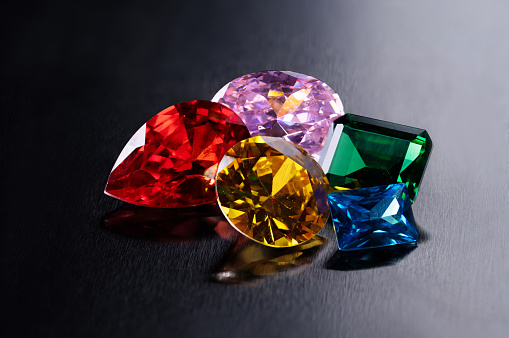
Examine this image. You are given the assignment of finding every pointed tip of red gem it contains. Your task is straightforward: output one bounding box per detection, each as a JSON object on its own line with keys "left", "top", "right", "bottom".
{"left": 104, "top": 100, "right": 251, "bottom": 208}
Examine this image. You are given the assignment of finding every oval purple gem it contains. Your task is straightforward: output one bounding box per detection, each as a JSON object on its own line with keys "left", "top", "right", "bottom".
{"left": 212, "top": 70, "right": 344, "bottom": 157}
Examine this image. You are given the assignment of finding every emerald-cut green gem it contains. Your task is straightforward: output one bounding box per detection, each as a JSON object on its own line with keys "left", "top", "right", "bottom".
{"left": 319, "top": 114, "right": 432, "bottom": 203}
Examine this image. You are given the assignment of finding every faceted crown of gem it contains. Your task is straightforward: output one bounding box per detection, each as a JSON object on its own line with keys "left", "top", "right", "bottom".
{"left": 321, "top": 113, "right": 432, "bottom": 203}
{"left": 212, "top": 70, "right": 344, "bottom": 158}
{"left": 215, "top": 136, "right": 330, "bottom": 248}
{"left": 329, "top": 183, "right": 411, "bottom": 223}
{"left": 104, "top": 100, "right": 251, "bottom": 208}
{"left": 328, "top": 183, "right": 418, "bottom": 251}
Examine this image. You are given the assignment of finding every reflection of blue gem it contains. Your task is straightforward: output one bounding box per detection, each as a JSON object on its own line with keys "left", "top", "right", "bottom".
{"left": 328, "top": 183, "right": 418, "bottom": 251}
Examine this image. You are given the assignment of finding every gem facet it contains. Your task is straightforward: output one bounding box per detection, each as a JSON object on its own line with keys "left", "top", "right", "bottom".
{"left": 212, "top": 70, "right": 344, "bottom": 158}
{"left": 320, "top": 114, "right": 432, "bottom": 203}
{"left": 105, "top": 100, "right": 250, "bottom": 208}
{"left": 328, "top": 183, "right": 418, "bottom": 251}
{"left": 215, "top": 136, "right": 330, "bottom": 248}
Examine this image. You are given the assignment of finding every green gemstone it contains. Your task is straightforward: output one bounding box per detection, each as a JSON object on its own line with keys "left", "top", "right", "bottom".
{"left": 320, "top": 114, "right": 432, "bottom": 203}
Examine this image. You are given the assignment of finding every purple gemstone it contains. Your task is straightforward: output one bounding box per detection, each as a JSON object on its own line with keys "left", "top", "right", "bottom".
{"left": 212, "top": 70, "right": 344, "bottom": 157}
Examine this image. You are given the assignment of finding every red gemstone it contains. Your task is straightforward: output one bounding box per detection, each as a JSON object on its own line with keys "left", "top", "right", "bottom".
{"left": 105, "top": 100, "right": 250, "bottom": 208}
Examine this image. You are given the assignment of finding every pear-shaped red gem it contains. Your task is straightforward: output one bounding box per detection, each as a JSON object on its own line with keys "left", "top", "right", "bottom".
{"left": 105, "top": 100, "right": 250, "bottom": 208}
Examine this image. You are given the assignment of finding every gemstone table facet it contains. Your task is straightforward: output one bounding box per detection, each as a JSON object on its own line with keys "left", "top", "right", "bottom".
{"left": 215, "top": 136, "right": 330, "bottom": 248}
{"left": 320, "top": 114, "right": 432, "bottom": 203}
{"left": 212, "top": 70, "right": 344, "bottom": 158}
{"left": 328, "top": 183, "right": 418, "bottom": 251}
{"left": 105, "top": 100, "right": 251, "bottom": 208}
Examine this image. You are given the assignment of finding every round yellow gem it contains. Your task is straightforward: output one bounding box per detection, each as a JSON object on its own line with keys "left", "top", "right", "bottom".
{"left": 215, "top": 136, "right": 330, "bottom": 248}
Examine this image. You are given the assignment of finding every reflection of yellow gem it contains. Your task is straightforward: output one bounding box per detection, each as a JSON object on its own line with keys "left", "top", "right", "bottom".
{"left": 215, "top": 136, "right": 330, "bottom": 248}
{"left": 212, "top": 235, "right": 328, "bottom": 284}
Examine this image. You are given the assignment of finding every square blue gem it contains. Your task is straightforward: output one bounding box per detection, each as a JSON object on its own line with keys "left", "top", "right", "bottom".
{"left": 328, "top": 183, "right": 418, "bottom": 251}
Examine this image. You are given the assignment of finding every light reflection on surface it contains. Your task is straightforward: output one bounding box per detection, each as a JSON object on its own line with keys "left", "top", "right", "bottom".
{"left": 326, "top": 243, "right": 417, "bottom": 271}
{"left": 103, "top": 203, "right": 328, "bottom": 283}
{"left": 212, "top": 235, "right": 328, "bottom": 285}
{"left": 103, "top": 203, "right": 237, "bottom": 242}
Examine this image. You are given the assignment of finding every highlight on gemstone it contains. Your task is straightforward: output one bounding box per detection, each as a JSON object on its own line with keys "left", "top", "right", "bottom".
{"left": 319, "top": 114, "right": 432, "bottom": 203}
{"left": 212, "top": 70, "right": 344, "bottom": 158}
{"left": 328, "top": 183, "right": 418, "bottom": 251}
{"left": 104, "top": 100, "right": 251, "bottom": 208}
{"left": 215, "top": 136, "right": 330, "bottom": 248}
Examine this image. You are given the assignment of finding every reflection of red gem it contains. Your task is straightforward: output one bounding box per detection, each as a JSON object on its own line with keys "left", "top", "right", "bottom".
{"left": 103, "top": 204, "right": 227, "bottom": 242}
{"left": 105, "top": 100, "right": 250, "bottom": 208}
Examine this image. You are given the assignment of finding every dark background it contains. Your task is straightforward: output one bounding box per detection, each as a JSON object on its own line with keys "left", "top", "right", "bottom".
{"left": 2, "top": 1, "right": 508, "bottom": 337}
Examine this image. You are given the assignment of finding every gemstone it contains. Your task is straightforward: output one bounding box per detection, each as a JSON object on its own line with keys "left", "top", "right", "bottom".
{"left": 215, "top": 136, "right": 330, "bottom": 248}
{"left": 319, "top": 114, "right": 432, "bottom": 203}
{"left": 104, "top": 100, "right": 251, "bottom": 208}
{"left": 212, "top": 70, "right": 344, "bottom": 158}
{"left": 328, "top": 183, "right": 418, "bottom": 251}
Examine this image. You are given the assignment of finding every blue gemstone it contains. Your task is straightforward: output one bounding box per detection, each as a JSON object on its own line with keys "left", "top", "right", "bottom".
{"left": 328, "top": 183, "right": 418, "bottom": 251}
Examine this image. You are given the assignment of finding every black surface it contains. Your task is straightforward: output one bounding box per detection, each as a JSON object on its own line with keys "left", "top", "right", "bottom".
{"left": 2, "top": 1, "right": 509, "bottom": 337}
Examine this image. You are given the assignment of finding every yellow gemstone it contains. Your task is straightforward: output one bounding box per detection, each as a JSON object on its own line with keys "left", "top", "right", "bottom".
{"left": 215, "top": 136, "right": 330, "bottom": 248}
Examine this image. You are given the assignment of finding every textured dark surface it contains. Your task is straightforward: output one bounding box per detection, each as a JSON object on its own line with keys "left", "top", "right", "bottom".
{"left": 2, "top": 1, "right": 508, "bottom": 337}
